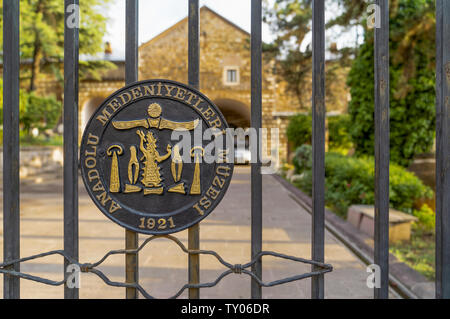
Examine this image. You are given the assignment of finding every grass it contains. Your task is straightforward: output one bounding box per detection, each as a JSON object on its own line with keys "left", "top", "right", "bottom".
{"left": 19, "top": 134, "right": 63, "bottom": 146}
{"left": 390, "top": 226, "right": 435, "bottom": 281}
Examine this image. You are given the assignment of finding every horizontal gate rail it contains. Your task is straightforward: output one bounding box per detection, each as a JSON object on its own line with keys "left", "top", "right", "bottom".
{"left": 2, "top": 0, "right": 21, "bottom": 299}
{"left": 0, "top": 236, "right": 332, "bottom": 299}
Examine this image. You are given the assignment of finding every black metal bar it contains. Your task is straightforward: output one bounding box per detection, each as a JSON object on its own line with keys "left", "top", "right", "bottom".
{"left": 64, "top": 0, "right": 80, "bottom": 299}
{"left": 188, "top": 225, "right": 200, "bottom": 299}
{"left": 188, "top": 0, "right": 200, "bottom": 299}
{"left": 374, "top": 0, "right": 390, "bottom": 299}
{"left": 188, "top": 0, "right": 200, "bottom": 89}
{"left": 125, "top": 229, "right": 138, "bottom": 299}
{"left": 2, "top": 0, "right": 20, "bottom": 299}
{"left": 311, "top": 0, "right": 325, "bottom": 299}
{"left": 125, "top": 0, "right": 139, "bottom": 299}
{"left": 250, "top": 0, "right": 262, "bottom": 299}
{"left": 436, "top": 0, "right": 450, "bottom": 300}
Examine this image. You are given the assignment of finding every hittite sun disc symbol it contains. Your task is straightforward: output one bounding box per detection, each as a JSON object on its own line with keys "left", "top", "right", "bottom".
{"left": 80, "top": 79, "right": 234, "bottom": 235}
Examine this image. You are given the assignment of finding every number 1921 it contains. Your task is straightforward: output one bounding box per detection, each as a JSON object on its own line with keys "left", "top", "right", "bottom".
{"left": 138, "top": 217, "right": 175, "bottom": 230}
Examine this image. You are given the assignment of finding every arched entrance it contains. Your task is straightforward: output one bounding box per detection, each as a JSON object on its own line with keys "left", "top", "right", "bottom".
{"left": 214, "top": 98, "right": 250, "bottom": 129}
{"left": 81, "top": 97, "right": 105, "bottom": 131}
{"left": 214, "top": 98, "right": 251, "bottom": 164}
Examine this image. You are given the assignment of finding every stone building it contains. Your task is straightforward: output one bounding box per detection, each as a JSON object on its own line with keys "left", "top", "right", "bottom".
{"left": 1, "top": 6, "right": 349, "bottom": 163}
{"left": 92, "top": 6, "right": 296, "bottom": 162}
{"left": 139, "top": 6, "right": 288, "bottom": 161}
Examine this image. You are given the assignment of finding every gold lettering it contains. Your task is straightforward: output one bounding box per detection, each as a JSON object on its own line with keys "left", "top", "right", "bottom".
{"left": 107, "top": 98, "right": 121, "bottom": 112}
{"left": 193, "top": 203, "right": 204, "bottom": 215}
{"left": 88, "top": 169, "right": 100, "bottom": 182}
{"left": 212, "top": 175, "right": 225, "bottom": 189}
{"left": 156, "top": 82, "right": 163, "bottom": 96}
{"left": 185, "top": 91, "right": 197, "bottom": 104}
{"left": 109, "top": 201, "right": 121, "bottom": 213}
{"left": 92, "top": 180, "right": 105, "bottom": 192}
{"left": 87, "top": 133, "right": 99, "bottom": 145}
{"left": 96, "top": 191, "right": 112, "bottom": 207}
{"left": 118, "top": 92, "right": 132, "bottom": 104}
{"left": 206, "top": 186, "right": 220, "bottom": 200}
{"left": 85, "top": 157, "right": 96, "bottom": 169}
{"left": 85, "top": 145, "right": 97, "bottom": 157}
{"left": 131, "top": 87, "right": 142, "bottom": 100}
{"left": 164, "top": 85, "right": 176, "bottom": 97}
{"left": 202, "top": 107, "right": 215, "bottom": 120}
{"left": 175, "top": 87, "right": 187, "bottom": 100}
{"left": 208, "top": 117, "right": 222, "bottom": 129}
{"left": 199, "top": 196, "right": 212, "bottom": 209}
{"left": 96, "top": 108, "right": 112, "bottom": 125}
{"left": 216, "top": 165, "right": 231, "bottom": 177}
{"left": 192, "top": 97, "right": 204, "bottom": 111}
{"left": 142, "top": 85, "right": 155, "bottom": 96}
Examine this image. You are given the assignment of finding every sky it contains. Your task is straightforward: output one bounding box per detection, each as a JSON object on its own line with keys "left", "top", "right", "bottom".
{"left": 102, "top": 0, "right": 362, "bottom": 60}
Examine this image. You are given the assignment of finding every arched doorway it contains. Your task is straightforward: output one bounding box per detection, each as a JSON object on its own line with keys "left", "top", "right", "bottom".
{"left": 214, "top": 98, "right": 251, "bottom": 164}
{"left": 81, "top": 97, "right": 105, "bottom": 131}
{"left": 214, "top": 98, "right": 250, "bottom": 129}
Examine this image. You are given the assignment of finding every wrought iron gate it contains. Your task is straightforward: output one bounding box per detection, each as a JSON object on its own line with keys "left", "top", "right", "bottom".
{"left": 1, "top": 0, "right": 449, "bottom": 299}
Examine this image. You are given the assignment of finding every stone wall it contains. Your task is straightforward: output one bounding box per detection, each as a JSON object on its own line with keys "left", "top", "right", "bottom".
{"left": 0, "top": 147, "right": 64, "bottom": 178}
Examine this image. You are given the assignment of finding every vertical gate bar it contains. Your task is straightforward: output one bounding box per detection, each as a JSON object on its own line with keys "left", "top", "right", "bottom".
{"left": 435, "top": 0, "right": 450, "bottom": 299}
{"left": 188, "top": 0, "right": 200, "bottom": 299}
{"left": 125, "top": 0, "right": 139, "bottom": 300}
{"left": 311, "top": 0, "right": 325, "bottom": 300}
{"left": 374, "top": 0, "right": 390, "bottom": 299}
{"left": 2, "top": 0, "right": 20, "bottom": 299}
{"left": 64, "top": 0, "right": 80, "bottom": 299}
{"left": 250, "top": 0, "right": 262, "bottom": 299}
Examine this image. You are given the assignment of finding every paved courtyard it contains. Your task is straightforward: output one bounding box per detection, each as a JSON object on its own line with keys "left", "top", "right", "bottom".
{"left": 0, "top": 166, "right": 375, "bottom": 299}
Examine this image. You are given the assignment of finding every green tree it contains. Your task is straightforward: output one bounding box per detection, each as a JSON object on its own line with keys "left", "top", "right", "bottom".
{"left": 347, "top": 0, "right": 436, "bottom": 167}
{"left": 286, "top": 113, "right": 312, "bottom": 147}
{"left": 0, "top": 0, "right": 113, "bottom": 92}
{"left": 21, "top": 92, "right": 61, "bottom": 135}
{"left": 264, "top": 0, "right": 355, "bottom": 110}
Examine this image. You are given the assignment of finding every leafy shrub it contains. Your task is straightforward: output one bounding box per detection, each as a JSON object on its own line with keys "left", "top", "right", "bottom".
{"left": 412, "top": 204, "right": 435, "bottom": 233}
{"left": 292, "top": 145, "right": 433, "bottom": 217}
{"left": 327, "top": 114, "right": 352, "bottom": 151}
{"left": 292, "top": 144, "right": 312, "bottom": 174}
{"left": 286, "top": 113, "right": 312, "bottom": 148}
{"left": 21, "top": 92, "right": 61, "bottom": 135}
{"left": 0, "top": 79, "right": 61, "bottom": 137}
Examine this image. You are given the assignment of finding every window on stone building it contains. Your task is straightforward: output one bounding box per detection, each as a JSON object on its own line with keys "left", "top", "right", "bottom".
{"left": 227, "top": 69, "right": 237, "bottom": 82}
{"left": 223, "top": 67, "right": 239, "bottom": 85}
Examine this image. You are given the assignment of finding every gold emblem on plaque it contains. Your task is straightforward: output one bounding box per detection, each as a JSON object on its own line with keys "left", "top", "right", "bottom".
{"left": 107, "top": 145, "right": 123, "bottom": 193}
{"left": 109, "top": 103, "right": 201, "bottom": 196}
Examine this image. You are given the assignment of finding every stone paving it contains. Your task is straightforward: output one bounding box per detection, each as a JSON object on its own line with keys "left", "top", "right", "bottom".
{"left": 0, "top": 166, "right": 376, "bottom": 299}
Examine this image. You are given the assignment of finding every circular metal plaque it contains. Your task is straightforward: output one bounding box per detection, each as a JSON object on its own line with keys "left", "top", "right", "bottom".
{"left": 80, "top": 79, "right": 234, "bottom": 234}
